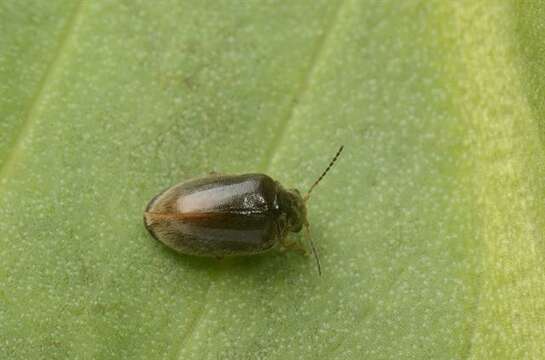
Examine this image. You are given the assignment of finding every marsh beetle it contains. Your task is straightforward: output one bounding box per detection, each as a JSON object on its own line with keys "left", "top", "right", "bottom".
{"left": 144, "top": 146, "right": 344, "bottom": 275}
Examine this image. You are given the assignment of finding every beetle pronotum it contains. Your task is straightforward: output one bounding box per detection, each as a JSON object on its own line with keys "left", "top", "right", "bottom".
{"left": 144, "top": 146, "right": 344, "bottom": 275}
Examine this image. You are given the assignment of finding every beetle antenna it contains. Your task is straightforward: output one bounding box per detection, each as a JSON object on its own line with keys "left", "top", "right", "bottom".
{"left": 304, "top": 222, "right": 321, "bottom": 276}
{"left": 304, "top": 145, "right": 344, "bottom": 202}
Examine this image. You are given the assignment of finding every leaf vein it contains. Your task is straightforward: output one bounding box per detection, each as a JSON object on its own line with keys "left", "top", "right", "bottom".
{"left": 260, "top": 0, "right": 348, "bottom": 171}
{"left": 0, "top": 0, "right": 86, "bottom": 188}
{"left": 172, "top": 2, "right": 349, "bottom": 357}
{"left": 173, "top": 281, "right": 213, "bottom": 360}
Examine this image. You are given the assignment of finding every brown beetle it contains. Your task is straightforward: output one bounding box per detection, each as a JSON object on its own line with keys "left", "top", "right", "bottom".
{"left": 144, "top": 146, "right": 343, "bottom": 275}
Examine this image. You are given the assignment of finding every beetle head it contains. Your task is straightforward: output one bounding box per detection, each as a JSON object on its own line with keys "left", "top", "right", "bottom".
{"left": 279, "top": 187, "right": 323, "bottom": 276}
{"left": 278, "top": 188, "right": 307, "bottom": 233}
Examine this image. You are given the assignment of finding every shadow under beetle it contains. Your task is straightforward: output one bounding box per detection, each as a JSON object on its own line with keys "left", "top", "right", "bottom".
{"left": 144, "top": 146, "right": 344, "bottom": 275}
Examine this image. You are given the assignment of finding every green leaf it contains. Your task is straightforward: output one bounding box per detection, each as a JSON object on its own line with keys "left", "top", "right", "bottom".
{"left": 1, "top": 1, "right": 544, "bottom": 359}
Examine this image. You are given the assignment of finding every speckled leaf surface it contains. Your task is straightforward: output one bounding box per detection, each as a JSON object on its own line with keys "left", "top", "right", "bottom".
{"left": 1, "top": 1, "right": 544, "bottom": 359}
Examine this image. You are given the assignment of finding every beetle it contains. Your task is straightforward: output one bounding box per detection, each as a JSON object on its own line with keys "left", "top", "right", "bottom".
{"left": 143, "top": 146, "right": 344, "bottom": 275}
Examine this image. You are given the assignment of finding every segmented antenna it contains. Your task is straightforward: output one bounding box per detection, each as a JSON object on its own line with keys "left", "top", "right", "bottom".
{"left": 302, "top": 145, "right": 344, "bottom": 275}
{"left": 304, "top": 145, "right": 344, "bottom": 202}
{"left": 304, "top": 223, "right": 321, "bottom": 276}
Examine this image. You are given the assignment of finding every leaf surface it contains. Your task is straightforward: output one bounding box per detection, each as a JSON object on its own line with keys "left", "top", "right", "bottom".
{"left": 1, "top": 1, "right": 544, "bottom": 359}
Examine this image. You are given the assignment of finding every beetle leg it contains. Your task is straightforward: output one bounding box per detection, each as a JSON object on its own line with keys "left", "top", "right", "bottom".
{"left": 275, "top": 215, "right": 306, "bottom": 255}
{"left": 280, "top": 237, "right": 308, "bottom": 256}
